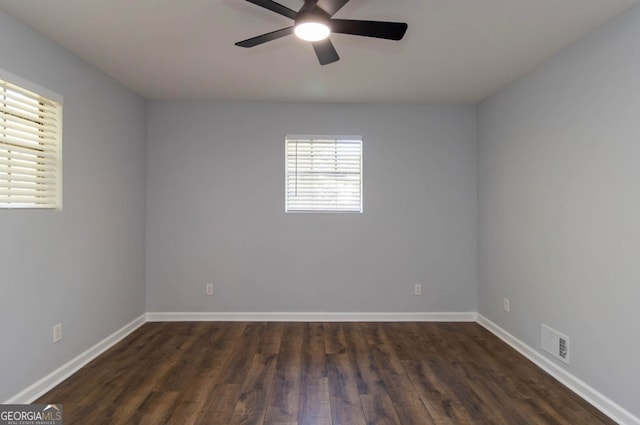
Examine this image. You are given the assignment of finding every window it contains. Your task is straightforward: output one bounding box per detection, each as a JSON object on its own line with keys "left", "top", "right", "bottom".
{"left": 286, "top": 135, "right": 362, "bottom": 212}
{"left": 1, "top": 71, "right": 62, "bottom": 209}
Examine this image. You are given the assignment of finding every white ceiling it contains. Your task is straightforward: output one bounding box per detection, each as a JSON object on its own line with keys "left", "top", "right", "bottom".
{"left": 0, "top": 0, "right": 638, "bottom": 103}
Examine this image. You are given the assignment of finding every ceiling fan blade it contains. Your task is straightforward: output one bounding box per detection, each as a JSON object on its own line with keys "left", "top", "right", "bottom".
{"left": 320, "top": 0, "right": 350, "bottom": 17}
{"left": 312, "top": 39, "right": 340, "bottom": 65}
{"left": 235, "top": 26, "right": 295, "bottom": 48}
{"left": 330, "top": 19, "right": 408, "bottom": 40}
{"left": 245, "top": 0, "right": 297, "bottom": 20}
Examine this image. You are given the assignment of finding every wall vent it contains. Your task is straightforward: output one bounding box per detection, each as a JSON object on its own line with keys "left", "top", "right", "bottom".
{"left": 541, "top": 324, "right": 570, "bottom": 365}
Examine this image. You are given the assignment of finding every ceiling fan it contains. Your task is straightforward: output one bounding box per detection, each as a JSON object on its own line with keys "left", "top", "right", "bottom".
{"left": 235, "top": 0, "right": 408, "bottom": 65}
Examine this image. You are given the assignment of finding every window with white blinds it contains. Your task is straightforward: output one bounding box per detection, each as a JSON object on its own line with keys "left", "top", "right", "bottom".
{"left": 286, "top": 135, "right": 362, "bottom": 212}
{"left": 1, "top": 73, "right": 62, "bottom": 209}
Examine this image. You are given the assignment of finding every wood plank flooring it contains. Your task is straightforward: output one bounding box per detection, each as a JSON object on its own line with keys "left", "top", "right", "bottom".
{"left": 36, "top": 322, "right": 615, "bottom": 425}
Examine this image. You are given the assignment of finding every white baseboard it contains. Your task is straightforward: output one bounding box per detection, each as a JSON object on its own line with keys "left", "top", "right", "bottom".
{"left": 145, "top": 311, "right": 478, "bottom": 322}
{"left": 4, "top": 314, "right": 146, "bottom": 404}
{"left": 477, "top": 314, "right": 640, "bottom": 425}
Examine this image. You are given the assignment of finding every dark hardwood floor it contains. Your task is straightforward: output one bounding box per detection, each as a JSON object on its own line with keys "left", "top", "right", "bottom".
{"left": 37, "top": 322, "right": 615, "bottom": 424}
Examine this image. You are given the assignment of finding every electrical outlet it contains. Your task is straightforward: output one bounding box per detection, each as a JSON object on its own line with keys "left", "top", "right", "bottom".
{"left": 504, "top": 298, "right": 510, "bottom": 312}
{"left": 414, "top": 284, "right": 422, "bottom": 296}
{"left": 53, "top": 324, "right": 62, "bottom": 343}
{"left": 206, "top": 284, "right": 214, "bottom": 295}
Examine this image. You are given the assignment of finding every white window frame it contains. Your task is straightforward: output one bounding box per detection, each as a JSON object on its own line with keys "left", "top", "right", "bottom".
{"left": 0, "top": 69, "right": 63, "bottom": 210}
{"left": 285, "top": 134, "right": 363, "bottom": 213}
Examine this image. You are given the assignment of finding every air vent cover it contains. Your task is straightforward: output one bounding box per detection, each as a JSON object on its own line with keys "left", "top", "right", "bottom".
{"left": 541, "top": 324, "right": 570, "bottom": 365}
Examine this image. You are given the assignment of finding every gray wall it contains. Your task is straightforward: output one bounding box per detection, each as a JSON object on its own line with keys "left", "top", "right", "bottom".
{"left": 146, "top": 102, "right": 477, "bottom": 313}
{"left": 478, "top": 5, "right": 640, "bottom": 419}
{"left": 0, "top": 10, "right": 147, "bottom": 401}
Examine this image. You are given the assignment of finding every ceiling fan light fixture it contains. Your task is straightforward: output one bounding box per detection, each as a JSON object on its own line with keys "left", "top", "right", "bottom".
{"left": 294, "top": 21, "right": 330, "bottom": 42}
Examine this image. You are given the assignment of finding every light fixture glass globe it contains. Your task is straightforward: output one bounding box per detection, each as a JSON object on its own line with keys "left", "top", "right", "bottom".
{"left": 295, "top": 22, "right": 330, "bottom": 42}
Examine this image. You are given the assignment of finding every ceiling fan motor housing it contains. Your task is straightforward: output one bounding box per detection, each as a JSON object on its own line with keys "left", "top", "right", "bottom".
{"left": 295, "top": 8, "right": 331, "bottom": 27}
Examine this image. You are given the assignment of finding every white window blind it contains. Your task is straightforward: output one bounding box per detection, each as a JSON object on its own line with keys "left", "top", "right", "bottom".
{"left": 1, "top": 75, "right": 62, "bottom": 209}
{"left": 286, "top": 135, "right": 362, "bottom": 212}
